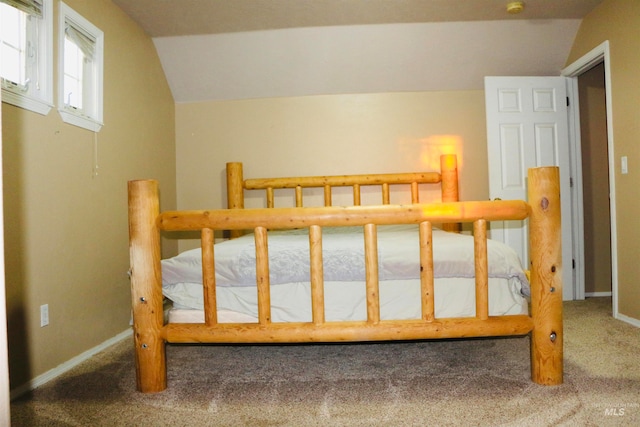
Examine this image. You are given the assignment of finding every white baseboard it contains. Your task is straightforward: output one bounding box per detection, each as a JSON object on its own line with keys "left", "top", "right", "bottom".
{"left": 616, "top": 312, "right": 640, "bottom": 328}
{"left": 10, "top": 328, "right": 132, "bottom": 400}
{"left": 584, "top": 292, "right": 612, "bottom": 297}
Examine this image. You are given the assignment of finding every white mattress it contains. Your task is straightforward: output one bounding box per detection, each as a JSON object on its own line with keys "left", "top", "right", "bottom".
{"left": 161, "top": 225, "right": 529, "bottom": 324}
{"left": 166, "top": 277, "right": 527, "bottom": 323}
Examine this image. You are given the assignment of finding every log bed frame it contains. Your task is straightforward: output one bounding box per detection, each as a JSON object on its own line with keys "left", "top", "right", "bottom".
{"left": 128, "top": 154, "right": 562, "bottom": 393}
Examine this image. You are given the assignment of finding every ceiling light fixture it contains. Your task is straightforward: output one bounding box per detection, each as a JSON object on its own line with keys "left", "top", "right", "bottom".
{"left": 506, "top": 1, "right": 525, "bottom": 14}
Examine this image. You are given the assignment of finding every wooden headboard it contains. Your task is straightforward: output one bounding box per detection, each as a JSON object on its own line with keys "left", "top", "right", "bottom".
{"left": 226, "top": 154, "right": 460, "bottom": 237}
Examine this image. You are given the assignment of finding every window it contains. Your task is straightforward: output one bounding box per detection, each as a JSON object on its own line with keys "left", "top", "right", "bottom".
{"left": 58, "top": 2, "right": 103, "bottom": 132}
{"left": 0, "top": 0, "right": 53, "bottom": 115}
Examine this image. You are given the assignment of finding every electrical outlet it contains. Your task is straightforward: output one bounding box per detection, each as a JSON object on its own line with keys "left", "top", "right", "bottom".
{"left": 621, "top": 156, "right": 628, "bottom": 174}
{"left": 40, "top": 304, "right": 49, "bottom": 327}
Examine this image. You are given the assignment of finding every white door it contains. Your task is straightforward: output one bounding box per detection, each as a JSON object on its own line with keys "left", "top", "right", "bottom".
{"left": 485, "top": 76, "right": 574, "bottom": 301}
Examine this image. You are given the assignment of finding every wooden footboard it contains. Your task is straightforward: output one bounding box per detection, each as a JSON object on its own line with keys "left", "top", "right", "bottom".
{"left": 128, "top": 163, "right": 562, "bottom": 393}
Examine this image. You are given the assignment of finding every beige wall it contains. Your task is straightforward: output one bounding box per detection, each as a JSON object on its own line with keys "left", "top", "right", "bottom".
{"left": 566, "top": 0, "right": 640, "bottom": 319}
{"left": 176, "top": 90, "right": 489, "bottom": 249}
{"left": 2, "top": 0, "right": 176, "bottom": 389}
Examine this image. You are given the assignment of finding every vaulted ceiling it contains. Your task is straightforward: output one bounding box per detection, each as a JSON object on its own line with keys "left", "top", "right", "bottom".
{"left": 113, "top": 0, "right": 603, "bottom": 37}
{"left": 112, "top": 0, "right": 604, "bottom": 102}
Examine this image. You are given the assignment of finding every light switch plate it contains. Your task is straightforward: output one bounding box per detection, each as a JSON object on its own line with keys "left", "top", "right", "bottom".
{"left": 621, "top": 156, "right": 628, "bottom": 174}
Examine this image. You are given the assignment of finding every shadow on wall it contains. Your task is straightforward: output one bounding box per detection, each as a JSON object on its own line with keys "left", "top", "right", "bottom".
{"left": 2, "top": 105, "right": 32, "bottom": 391}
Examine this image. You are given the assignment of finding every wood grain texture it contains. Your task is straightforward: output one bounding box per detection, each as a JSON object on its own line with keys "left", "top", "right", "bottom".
{"left": 440, "top": 154, "right": 461, "bottom": 233}
{"left": 226, "top": 162, "right": 245, "bottom": 239}
{"left": 128, "top": 180, "right": 166, "bottom": 393}
{"left": 474, "top": 220, "right": 489, "bottom": 320}
{"left": 528, "top": 167, "right": 563, "bottom": 385}
{"left": 254, "top": 226, "right": 272, "bottom": 325}
{"left": 364, "top": 224, "right": 380, "bottom": 324}
{"left": 158, "top": 200, "right": 529, "bottom": 231}
{"left": 309, "top": 225, "right": 325, "bottom": 325}
{"left": 164, "top": 316, "right": 534, "bottom": 343}
{"left": 201, "top": 228, "right": 217, "bottom": 326}
{"left": 419, "top": 221, "right": 435, "bottom": 322}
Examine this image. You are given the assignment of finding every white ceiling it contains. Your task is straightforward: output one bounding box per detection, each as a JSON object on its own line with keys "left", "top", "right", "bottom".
{"left": 112, "top": 0, "right": 604, "bottom": 102}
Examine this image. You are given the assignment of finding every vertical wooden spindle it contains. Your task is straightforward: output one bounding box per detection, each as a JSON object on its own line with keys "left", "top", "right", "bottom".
{"left": 266, "top": 187, "right": 274, "bottom": 208}
{"left": 254, "top": 227, "right": 271, "bottom": 324}
{"left": 364, "top": 224, "right": 380, "bottom": 324}
{"left": 226, "top": 162, "right": 245, "bottom": 239}
{"left": 419, "top": 221, "right": 435, "bottom": 322}
{"left": 309, "top": 225, "right": 325, "bottom": 325}
{"left": 353, "top": 184, "right": 361, "bottom": 206}
{"left": 382, "top": 183, "right": 390, "bottom": 204}
{"left": 295, "top": 185, "right": 303, "bottom": 207}
{"left": 411, "top": 182, "right": 420, "bottom": 204}
{"left": 324, "top": 185, "right": 332, "bottom": 207}
{"left": 474, "top": 219, "right": 489, "bottom": 320}
{"left": 440, "top": 154, "right": 461, "bottom": 233}
{"left": 201, "top": 228, "right": 217, "bottom": 326}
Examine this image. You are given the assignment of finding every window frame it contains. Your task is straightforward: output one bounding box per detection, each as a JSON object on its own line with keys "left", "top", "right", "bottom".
{"left": 57, "top": 1, "right": 103, "bottom": 132}
{"left": 0, "top": 0, "right": 53, "bottom": 115}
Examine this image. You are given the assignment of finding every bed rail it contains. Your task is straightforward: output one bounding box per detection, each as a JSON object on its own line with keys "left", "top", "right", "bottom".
{"left": 128, "top": 166, "right": 562, "bottom": 393}
{"left": 227, "top": 154, "right": 460, "bottom": 234}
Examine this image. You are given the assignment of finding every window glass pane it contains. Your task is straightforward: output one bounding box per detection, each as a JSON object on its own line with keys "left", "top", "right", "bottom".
{"left": 1, "top": 0, "right": 43, "bottom": 17}
{"left": 65, "top": 24, "right": 94, "bottom": 60}
{"left": 57, "top": 1, "right": 102, "bottom": 129}
{"left": 63, "top": 36, "right": 83, "bottom": 108}
{"left": 1, "top": 0, "right": 53, "bottom": 115}
{"left": 1, "top": 4, "right": 24, "bottom": 46}
{"left": 63, "top": 37, "right": 80, "bottom": 77}
{"left": 1, "top": 44, "right": 23, "bottom": 83}
{"left": 63, "top": 73, "right": 81, "bottom": 107}
{"left": 1, "top": 3, "right": 27, "bottom": 84}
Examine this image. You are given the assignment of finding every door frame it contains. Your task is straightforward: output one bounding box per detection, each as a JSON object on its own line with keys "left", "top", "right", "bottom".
{"left": 561, "top": 41, "right": 619, "bottom": 316}
{"left": 0, "top": 71, "right": 11, "bottom": 425}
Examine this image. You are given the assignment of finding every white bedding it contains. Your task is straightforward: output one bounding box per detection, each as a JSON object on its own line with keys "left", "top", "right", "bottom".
{"left": 161, "top": 225, "right": 529, "bottom": 323}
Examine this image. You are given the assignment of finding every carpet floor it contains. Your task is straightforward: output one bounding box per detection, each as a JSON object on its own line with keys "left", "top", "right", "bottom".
{"left": 10, "top": 297, "right": 640, "bottom": 426}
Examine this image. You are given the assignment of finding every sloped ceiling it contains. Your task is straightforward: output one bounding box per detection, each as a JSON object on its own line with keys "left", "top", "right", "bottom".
{"left": 112, "top": 0, "right": 603, "bottom": 102}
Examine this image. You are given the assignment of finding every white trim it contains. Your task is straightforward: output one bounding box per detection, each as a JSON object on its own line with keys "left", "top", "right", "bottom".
{"left": 562, "top": 41, "right": 619, "bottom": 318}
{"left": 9, "top": 328, "right": 131, "bottom": 400}
{"left": 1, "top": 89, "right": 53, "bottom": 115}
{"left": 0, "top": 81, "right": 12, "bottom": 427}
{"left": 585, "top": 292, "right": 612, "bottom": 298}
{"left": 58, "top": 108, "right": 103, "bottom": 132}
{"left": 616, "top": 313, "right": 640, "bottom": 329}
{"left": 564, "top": 77, "right": 585, "bottom": 300}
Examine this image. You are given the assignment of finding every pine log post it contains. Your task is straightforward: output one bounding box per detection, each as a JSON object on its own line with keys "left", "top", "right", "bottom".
{"left": 528, "top": 166, "right": 563, "bottom": 385}
{"left": 440, "top": 154, "right": 461, "bottom": 233}
{"left": 128, "top": 179, "right": 167, "bottom": 393}
{"left": 226, "top": 162, "right": 245, "bottom": 239}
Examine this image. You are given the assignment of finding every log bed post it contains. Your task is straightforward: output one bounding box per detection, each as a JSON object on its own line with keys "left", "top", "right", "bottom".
{"left": 440, "top": 154, "right": 461, "bottom": 233}
{"left": 226, "top": 162, "right": 245, "bottom": 238}
{"left": 128, "top": 179, "right": 167, "bottom": 393}
{"left": 528, "top": 166, "right": 563, "bottom": 385}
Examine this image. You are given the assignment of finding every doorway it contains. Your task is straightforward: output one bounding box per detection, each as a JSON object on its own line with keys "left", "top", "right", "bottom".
{"left": 563, "top": 41, "right": 619, "bottom": 317}
{"left": 578, "top": 63, "right": 612, "bottom": 297}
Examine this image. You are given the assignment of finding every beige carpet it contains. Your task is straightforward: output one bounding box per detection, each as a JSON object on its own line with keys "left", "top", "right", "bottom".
{"left": 10, "top": 297, "right": 640, "bottom": 426}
